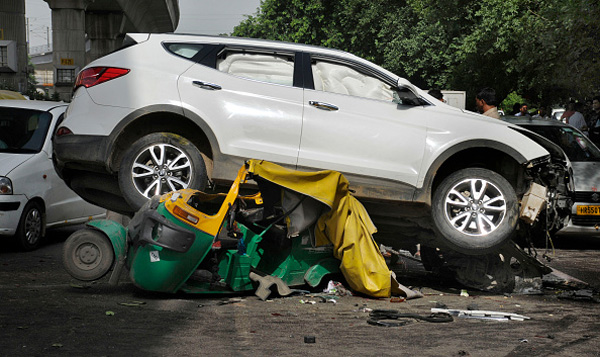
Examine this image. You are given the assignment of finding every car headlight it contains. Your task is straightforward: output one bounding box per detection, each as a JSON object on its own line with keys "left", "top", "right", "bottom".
{"left": 0, "top": 177, "right": 13, "bottom": 194}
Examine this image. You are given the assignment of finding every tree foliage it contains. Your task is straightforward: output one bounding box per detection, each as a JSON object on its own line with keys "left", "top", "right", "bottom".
{"left": 233, "top": 0, "right": 599, "bottom": 109}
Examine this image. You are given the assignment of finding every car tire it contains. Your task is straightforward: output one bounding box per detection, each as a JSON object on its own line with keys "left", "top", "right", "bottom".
{"left": 63, "top": 228, "right": 114, "bottom": 281}
{"left": 118, "top": 133, "right": 207, "bottom": 212}
{"left": 15, "top": 201, "right": 44, "bottom": 251}
{"left": 431, "top": 168, "right": 518, "bottom": 255}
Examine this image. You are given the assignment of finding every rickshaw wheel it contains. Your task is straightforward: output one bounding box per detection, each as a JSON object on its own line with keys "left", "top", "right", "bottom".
{"left": 63, "top": 229, "right": 115, "bottom": 281}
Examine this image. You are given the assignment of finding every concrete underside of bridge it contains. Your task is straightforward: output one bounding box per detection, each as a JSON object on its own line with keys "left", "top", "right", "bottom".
{"left": 44, "top": 0, "right": 180, "bottom": 100}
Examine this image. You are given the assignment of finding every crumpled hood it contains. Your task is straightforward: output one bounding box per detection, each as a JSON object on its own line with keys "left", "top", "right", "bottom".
{"left": 0, "top": 153, "right": 34, "bottom": 176}
{"left": 571, "top": 161, "right": 600, "bottom": 192}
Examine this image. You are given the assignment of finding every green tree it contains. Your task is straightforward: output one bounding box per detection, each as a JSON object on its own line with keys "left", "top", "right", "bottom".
{"left": 517, "top": 0, "right": 599, "bottom": 104}
{"left": 233, "top": 0, "right": 599, "bottom": 109}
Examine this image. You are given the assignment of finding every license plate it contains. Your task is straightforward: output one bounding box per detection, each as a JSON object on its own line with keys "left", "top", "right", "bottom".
{"left": 576, "top": 205, "right": 600, "bottom": 215}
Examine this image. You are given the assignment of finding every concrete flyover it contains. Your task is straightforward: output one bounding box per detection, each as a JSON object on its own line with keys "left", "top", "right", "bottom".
{"left": 43, "top": 0, "right": 179, "bottom": 101}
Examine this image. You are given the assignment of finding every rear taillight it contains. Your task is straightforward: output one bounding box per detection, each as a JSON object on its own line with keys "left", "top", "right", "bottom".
{"left": 55, "top": 126, "right": 73, "bottom": 137}
{"left": 74, "top": 67, "right": 130, "bottom": 90}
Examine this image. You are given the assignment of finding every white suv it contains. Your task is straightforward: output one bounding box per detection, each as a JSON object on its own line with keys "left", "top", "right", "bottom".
{"left": 53, "top": 33, "right": 571, "bottom": 255}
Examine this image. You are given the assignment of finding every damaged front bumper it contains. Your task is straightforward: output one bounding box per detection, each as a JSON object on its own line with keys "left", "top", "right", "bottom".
{"left": 519, "top": 154, "right": 573, "bottom": 240}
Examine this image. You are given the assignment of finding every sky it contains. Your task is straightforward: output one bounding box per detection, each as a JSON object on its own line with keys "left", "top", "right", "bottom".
{"left": 24, "top": 0, "right": 262, "bottom": 48}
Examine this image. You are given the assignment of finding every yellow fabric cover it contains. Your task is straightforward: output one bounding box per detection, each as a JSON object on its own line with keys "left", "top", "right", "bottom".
{"left": 247, "top": 159, "right": 348, "bottom": 208}
{"left": 247, "top": 159, "right": 397, "bottom": 297}
{"left": 0, "top": 90, "right": 27, "bottom": 100}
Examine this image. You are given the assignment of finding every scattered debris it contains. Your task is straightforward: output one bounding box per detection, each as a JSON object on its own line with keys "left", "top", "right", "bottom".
{"left": 460, "top": 289, "right": 469, "bottom": 297}
{"left": 390, "top": 297, "right": 405, "bottom": 303}
{"left": 355, "top": 304, "right": 373, "bottom": 313}
{"left": 431, "top": 308, "right": 529, "bottom": 321}
{"left": 557, "top": 289, "right": 600, "bottom": 303}
{"left": 300, "top": 300, "right": 316, "bottom": 305}
{"left": 323, "top": 281, "right": 352, "bottom": 296}
{"left": 514, "top": 276, "right": 544, "bottom": 295}
{"left": 543, "top": 269, "right": 589, "bottom": 290}
{"left": 368, "top": 309, "right": 453, "bottom": 327}
{"left": 250, "top": 272, "right": 293, "bottom": 301}
{"left": 218, "top": 297, "right": 244, "bottom": 305}
{"left": 118, "top": 301, "right": 146, "bottom": 307}
{"left": 310, "top": 295, "right": 338, "bottom": 303}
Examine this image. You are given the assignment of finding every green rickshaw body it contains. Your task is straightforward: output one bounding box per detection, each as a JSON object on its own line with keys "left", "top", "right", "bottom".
{"left": 127, "top": 205, "right": 215, "bottom": 293}
{"left": 66, "top": 162, "right": 341, "bottom": 296}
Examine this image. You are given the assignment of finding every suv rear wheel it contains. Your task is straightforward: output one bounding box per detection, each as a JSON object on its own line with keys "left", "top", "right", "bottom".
{"left": 432, "top": 168, "right": 518, "bottom": 255}
{"left": 118, "top": 132, "right": 208, "bottom": 211}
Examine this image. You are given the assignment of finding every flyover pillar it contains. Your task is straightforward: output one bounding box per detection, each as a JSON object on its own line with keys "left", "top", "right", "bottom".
{"left": 85, "top": 11, "right": 125, "bottom": 63}
{"left": 0, "top": 0, "right": 28, "bottom": 92}
{"left": 44, "top": 0, "right": 91, "bottom": 102}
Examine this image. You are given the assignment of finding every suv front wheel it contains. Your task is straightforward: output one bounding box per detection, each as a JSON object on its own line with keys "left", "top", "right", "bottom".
{"left": 118, "top": 132, "right": 208, "bottom": 211}
{"left": 431, "top": 168, "right": 518, "bottom": 255}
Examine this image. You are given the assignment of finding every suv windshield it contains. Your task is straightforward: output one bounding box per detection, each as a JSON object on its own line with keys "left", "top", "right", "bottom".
{"left": 524, "top": 124, "right": 600, "bottom": 162}
{"left": 0, "top": 108, "right": 52, "bottom": 153}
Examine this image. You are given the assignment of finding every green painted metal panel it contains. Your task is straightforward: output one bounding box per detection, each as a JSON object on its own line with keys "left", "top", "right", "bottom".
{"left": 128, "top": 205, "right": 215, "bottom": 293}
{"left": 304, "top": 257, "right": 340, "bottom": 287}
{"left": 86, "top": 220, "right": 127, "bottom": 259}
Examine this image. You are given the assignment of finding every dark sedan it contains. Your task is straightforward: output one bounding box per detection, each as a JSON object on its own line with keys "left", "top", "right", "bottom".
{"left": 504, "top": 116, "right": 600, "bottom": 236}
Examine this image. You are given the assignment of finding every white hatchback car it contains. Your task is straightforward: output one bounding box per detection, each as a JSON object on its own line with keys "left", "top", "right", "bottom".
{"left": 0, "top": 100, "right": 105, "bottom": 250}
{"left": 53, "top": 34, "right": 571, "bottom": 256}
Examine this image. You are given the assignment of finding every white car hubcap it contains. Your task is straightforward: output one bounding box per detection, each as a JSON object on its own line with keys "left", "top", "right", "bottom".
{"left": 443, "top": 178, "right": 507, "bottom": 236}
{"left": 131, "top": 143, "right": 193, "bottom": 198}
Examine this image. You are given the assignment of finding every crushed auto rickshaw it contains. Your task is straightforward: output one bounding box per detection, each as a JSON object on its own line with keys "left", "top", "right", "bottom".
{"left": 63, "top": 160, "right": 415, "bottom": 299}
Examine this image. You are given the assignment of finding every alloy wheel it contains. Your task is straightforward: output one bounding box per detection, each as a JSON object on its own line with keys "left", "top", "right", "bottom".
{"left": 24, "top": 208, "right": 42, "bottom": 245}
{"left": 443, "top": 178, "right": 507, "bottom": 236}
{"left": 131, "top": 143, "right": 193, "bottom": 198}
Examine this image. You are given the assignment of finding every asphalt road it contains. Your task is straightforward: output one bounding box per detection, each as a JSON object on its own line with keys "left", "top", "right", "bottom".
{"left": 1, "top": 226, "right": 599, "bottom": 356}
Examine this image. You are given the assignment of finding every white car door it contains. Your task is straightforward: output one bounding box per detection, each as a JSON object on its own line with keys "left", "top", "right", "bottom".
{"left": 298, "top": 59, "right": 428, "bottom": 187}
{"left": 178, "top": 50, "right": 303, "bottom": 165}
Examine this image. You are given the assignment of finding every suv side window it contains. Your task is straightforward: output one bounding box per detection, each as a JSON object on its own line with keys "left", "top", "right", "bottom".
{"left": 311, "top": 60, "right": 395, "bottom": 102}
{"left": 164, "top": 43, "right": 204, "bottom": 59}
{"left": 216, "top": 51, "right": 295, "bottom": 86}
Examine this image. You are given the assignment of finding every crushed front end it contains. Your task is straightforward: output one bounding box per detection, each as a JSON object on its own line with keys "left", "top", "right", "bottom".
{"left": 517, "top": 138, "right": 574, "bottom": 247}
{"left": 425, "top": 138, "right": 574, "bottom": 293}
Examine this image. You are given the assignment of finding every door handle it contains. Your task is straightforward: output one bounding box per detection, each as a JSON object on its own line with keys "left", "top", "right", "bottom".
{"left": 309, "top": 101, "right": 339, "bottom": 111}
{"left": 193, "top": 80, "right": 222, "bottom": 90}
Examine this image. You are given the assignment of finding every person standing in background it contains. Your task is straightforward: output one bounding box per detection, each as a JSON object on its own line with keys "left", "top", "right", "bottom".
{"left": 568, "top": 102, "right": 588, "bottom": 135}
{"left": 475, "top": 87, "right": 501, "bottom": 119}
{"left": 587, "top": 96, "right": 600, "bottom": 144}
{"left": 428, "top": 89, "right": 444, "bottom": 102}
{"left": 515, "top": 103, "right": 531, "bottom": 117}
{"left": 532, "top": 106, "right": 551, "bottom": 120}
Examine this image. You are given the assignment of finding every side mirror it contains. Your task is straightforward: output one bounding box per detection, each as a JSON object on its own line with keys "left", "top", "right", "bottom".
{"left": 394, "top": 78, "right": 422, "bottom": 106}
{"left": 397, "top": 78, "right": 418, "bottom": 93}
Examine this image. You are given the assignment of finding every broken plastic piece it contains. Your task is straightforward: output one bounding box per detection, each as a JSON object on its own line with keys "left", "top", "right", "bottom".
{"left": 249, "top": 272, "right": 293, "bottom": 300}
{"left": 431, "top": 308, "right": 530, "bottom": 321}
{"left": 520, "top": 182, "right": 547, "bottom": 224}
